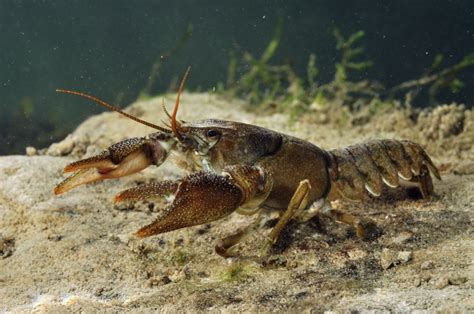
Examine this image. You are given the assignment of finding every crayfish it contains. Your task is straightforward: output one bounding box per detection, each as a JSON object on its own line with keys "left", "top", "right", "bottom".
{"left": 54, "top": 68, "right": 441, "bottom": 257}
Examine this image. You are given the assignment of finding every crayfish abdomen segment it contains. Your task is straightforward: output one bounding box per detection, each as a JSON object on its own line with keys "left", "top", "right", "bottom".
{"left": 327, "top": 139, "right": 440, "bottom": 201}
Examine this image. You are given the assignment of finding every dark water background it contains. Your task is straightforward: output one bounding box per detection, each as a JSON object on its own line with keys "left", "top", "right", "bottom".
{"left": 1, "top": 0, "right": 473, "bottom": 155}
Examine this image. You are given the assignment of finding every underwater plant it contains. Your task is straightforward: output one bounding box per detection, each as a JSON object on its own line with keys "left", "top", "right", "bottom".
{"left": 138, "top": 24, "right": 193, "bottom": 100}
{"left": 225, "top": 18, "right": 309, "bottom": 108}
{"left": 388, "top": 53, "right": 474, "bottom": 106}
{"left": 222, "top": 21, "right": 473, "bottom": 120}
{"left": 223, "top": 24, "right": 381, "bottom": 118}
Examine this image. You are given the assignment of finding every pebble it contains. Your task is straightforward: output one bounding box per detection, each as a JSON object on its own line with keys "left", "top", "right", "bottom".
{"left": 453, "top": 161, "right": 474, "bottom": 175}
{"left": 398, "top": 251, "right": 413, "bottom": 263}
{"left": 380, "top": 248, "right": 413, "bottom": 270}
{"left": 347, "top": 249, "right": 367, "bottom": 260}
{"left": 108, "top": 233, "right": 132, "bottom": 244}
{"left": 413, "top": 277, "right": 421, "bottom": 287}
{"left": 449, "top": 276, "right": 468, "bottom": 285}
{"left": 147, "top": 276, "right": 171, "bottom": 287}
{"left": 387, "top": 231, "right": 413, "bottom": 245}
{"left": 47, "top": 234, "right": 63, "bottom": 241}
{"left": 47, "top": 136, "right": 74, "bottom": 156}
{"left": 420, "top": 260, "right": 434, "bottom": 270}
{"left": 431, "top": 274, "right": 467, "bottom": 289}
{"left": 169, "top": 269, "right": 186, "bottom": 282}
{"left": 434, "top": 275, "right": 449, "bottom": 289}
{"left": 25, "top": 146, "right": 37, "bottom": 156}
{"left": 0, "top": 236, "right": 15, "bottom": 258}
{"left": 161, "top": 275, "right": 172, "bottom": 285}
{"left": 381, "top": 248, "right": 398, "bottom": 270}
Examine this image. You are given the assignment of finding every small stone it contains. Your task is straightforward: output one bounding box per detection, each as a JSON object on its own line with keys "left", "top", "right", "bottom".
{"left": 453, "top": 161, "right": 474, "bottom": 175}
{"left": 434, "top": 275, "right": 450, "bottom": 289}
{"left": 421, "top": 274, "right": 432, "bottom": 282}
{"left": 169, "top": 269, "right": 186, "bottom": 282}
{"left": 161, "top": 275, "right": 172, "bottom": 285}
{"left": 420, "top": 260, "right": 434, "bottom": 270}
{"left": 389, "top": 231, "right": 413, "bottom": 245}
{"left": 47, "top": 234, "right": 62, "bottom": 241}
{"left": 413, "top": 277, "right": 421, "bottom": 287}
{"left": 347, "top": 249, "right": 367, "bottom": 260}
{"left": 397, "top": 251, "right": 413, "bottom": 263}
{"left": 381, "top": 248, "right": 398, "bottom": 270}
{"left": 47, "top": 135, "right": 74, "bottom": 156}
{"left": 449, "top": 276, "right": 467, "bottom": 285}
{"left": 0, "top": 236, "right": 15, "bottom": 259}
{"left": 25, "top": 146, "right": 37, "bottom": 156}
{"left": 183, "top": 265, "right": 193, "bottom": 280}
{"left": 380, "top": 248, "right": 412, "bottom": 270}
{"left": 114, "top": 202, "right": 135, "bottom": 211}
{"left": 94, "top": 287, "right": 105, "bottom": 296}
{"left": 294, "top": 290, "right": 309, "bottom": 300}
{"left": 263, "top": 255, "right": 287, "bottom": 268}
{"left": 147, "top": 203, "right": 155, "bottom": 212}
{"left": 147, "top": 277, "right": 162, "bottom": 288}
{"left": 110, "top": 233, "right": 132, "bottom": 244}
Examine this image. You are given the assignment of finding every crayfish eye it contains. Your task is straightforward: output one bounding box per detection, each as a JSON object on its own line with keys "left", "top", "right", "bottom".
{"left": 206, "top": 129, "right": 219, "bottom": 138}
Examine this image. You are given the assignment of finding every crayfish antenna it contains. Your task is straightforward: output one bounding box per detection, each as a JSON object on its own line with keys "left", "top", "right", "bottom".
{"left": 162, "top": 98, "right": 172, "bottom": 120}
{"left": 171, "top": 66, "right": 191, "bottom": 140}
{"left": 55, "top": 89, "right": 172, "bottom": 133}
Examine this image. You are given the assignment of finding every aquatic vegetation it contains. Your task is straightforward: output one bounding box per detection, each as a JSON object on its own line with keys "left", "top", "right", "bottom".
{"left": 333, "top": 29, "right": 373, "bottom": 84}
{"left": 219, "top": 261, "right": 260, "bottom": 282}
{"left": 138, "top": 24, "right": 193, "bottom": 100}
{"left": 388, "top": 52, "right": 474, "bottom": 105}
{"left": 222, "top": 22, "right": 473, "bottom": 120}
{"left": 222, "top": 24, "right": 383, "bottom": 117}
{"left": 225, "top": 18, "right": 297, "bottom": 105}
{"left": 170, "top": 248, "right": 194, "bottom": 267}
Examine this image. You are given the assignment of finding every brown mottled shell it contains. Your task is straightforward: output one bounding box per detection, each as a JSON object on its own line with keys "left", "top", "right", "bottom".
{"left": 327, "top": 139, "right": 440, "bottom": 201}
{"left": 135, "top": 172, "right": 243, "bottom": 237}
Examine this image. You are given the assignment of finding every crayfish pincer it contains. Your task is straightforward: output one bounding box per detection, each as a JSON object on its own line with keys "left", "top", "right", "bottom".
{"left": 54, "top": 68, "right": 441, "bottom": 257}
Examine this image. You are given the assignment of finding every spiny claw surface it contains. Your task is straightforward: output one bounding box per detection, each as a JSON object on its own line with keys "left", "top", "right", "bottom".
{"left": 114, "top": 181, "right": 179, "bottom": 203}
{"left": 134, "top": 171, "right": 243, "bottom": 237}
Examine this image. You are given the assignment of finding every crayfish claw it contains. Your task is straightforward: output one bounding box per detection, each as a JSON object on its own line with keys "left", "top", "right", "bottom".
{"left": 133, "top": 166, "right": 272, "bottom": 238}
{"left": 134, "top": 171, "right": 244, "bottom": 237}
{"left": 54, "top": 149, "right": 154, "bottom": 195}
{"left": 54, "top": 168, "right": 103, "bottom": 195}
{"left": 63, "top": 151, "right": 115, "bottom": 173}
{"left": 54, "top": 134, "right": 173, "bottom": 195}
{"left": 114, "top": 181, "right": 179, "bottom": 203}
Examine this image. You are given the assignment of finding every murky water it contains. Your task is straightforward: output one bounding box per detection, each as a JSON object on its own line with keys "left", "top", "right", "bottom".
{"left": 1, "top": 0, "right": 473, "bottom": 154}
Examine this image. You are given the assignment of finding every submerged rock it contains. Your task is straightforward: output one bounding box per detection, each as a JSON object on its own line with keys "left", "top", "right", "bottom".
{"left": 380, "top": 248, "right": 413, "bottom": 270}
